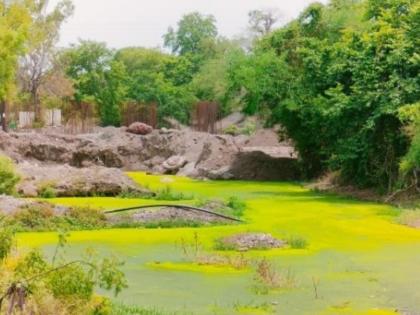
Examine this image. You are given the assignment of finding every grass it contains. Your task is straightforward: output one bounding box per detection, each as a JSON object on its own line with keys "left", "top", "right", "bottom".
{"left": 152, "top": 185, "right": 194, "bottom": 201}
{"left": 16, "top": 172, "right": 420, "bottom": 315}
{"left": 287, "top": 236, "right": 308, "bottom": 249}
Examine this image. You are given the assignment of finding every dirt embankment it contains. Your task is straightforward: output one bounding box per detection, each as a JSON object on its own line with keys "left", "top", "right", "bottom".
{"left": 0, "top": 127, "right": 299, "bottom": 183}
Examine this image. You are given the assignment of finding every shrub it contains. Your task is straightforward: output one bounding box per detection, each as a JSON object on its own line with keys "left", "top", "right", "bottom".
{"left": 0, "top": 226, "right": 14, "bottom": 261}
{"left": 226, "top": 196, "right": 246, "bottom": 218}
{"left": 38, "top": 181, "right": 57, "bottom": 198}
{"left": 0, "top": 155, "right": 20, "bottom": 195}
{"left": 12, "top": 205, "right": 56, "bottom": 231}
{"left": 48, "top": 263, "right": 95, "bottom": 300}
{"left": 64, "top": 207, "right": 107, "bottom": 229}
{"left": 223, "top": 125, "right": 240, "bottom": 136}
{"left": 153, "top": 185, "right": 193, "bottom": 201}
{"left": 195, "top": 196, "right": 246, "bottom": 218}
{"left": 287, "top": 236, "right": 308, "bottom": 249}
{"left": 0, "top": 229, "right": 128, "bottom": 314}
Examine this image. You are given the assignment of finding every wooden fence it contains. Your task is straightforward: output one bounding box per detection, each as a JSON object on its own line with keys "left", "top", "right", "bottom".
{"left": 18, "top": 109, "right": 62, "bottom": 128}
{"left": 121, "top": 102, "right": 158, "bottom": 128}
{"left": 191, "top": 101, "right": 220, "bottom": 134}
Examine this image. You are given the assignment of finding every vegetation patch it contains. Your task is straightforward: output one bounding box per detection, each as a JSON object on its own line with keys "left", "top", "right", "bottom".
{"left": 151, "top": 185, "right": 194, "bottom": 201}
{"left": 195, "top": 196, "right": 247, "bottom": 219}
{"left": 252, "top": 259, "right": 296, "bottom": 295}
{"left": 5, "top": 205, "right": 107, "bottom": 232}
{"left": 0, "top": 155, "right": 20, "bottom": 195}
{"left": 0, "top": 228, "right": 127, "bottom": 315}
{"left": 287, "top": 236, "right": 308, "bottom": 249}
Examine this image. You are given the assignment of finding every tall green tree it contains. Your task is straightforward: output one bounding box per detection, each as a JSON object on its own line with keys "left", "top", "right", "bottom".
{"left": 115, "top": 47, "right": 195, "bottom": 124}
{"left": 229, "top": 0, "right": 420, "bottom": 191}
{"left": 63, "top": 41, "right": 127, "bottom": 126}
{"left": 164, "top": 12, "right": 218, "bottom": 74}
{"left": 164, "top": 12, "right": 218, "bottom": 56}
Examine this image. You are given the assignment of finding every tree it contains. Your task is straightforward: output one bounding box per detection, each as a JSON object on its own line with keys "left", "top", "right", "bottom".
{"left": 164, "top": 12, "right": 218, "bottom": 57}
{"left": 63, "top": 41, "right": 127, "bottom": 126}
{"left": 115, "top": 47, "right": 196, "bottom": 124}
{"left": 229, "top": 0, "right": 420, "bottom": 192}
{"left": 248, "top": 8, "right": 282, "bottom": 36}
{"left": 0, "top": 0, "right": 31, "bottom": 131}
{"left": 18, "top": 0, "right": 74, "bottom": 121}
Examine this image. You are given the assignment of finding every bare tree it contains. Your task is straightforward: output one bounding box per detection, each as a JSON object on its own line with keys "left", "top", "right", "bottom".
{"left": 248, "top": 8, "right": 282, "bottom": 36}
{"left": 18, "top": 0, "right": 73, "bottom": 121}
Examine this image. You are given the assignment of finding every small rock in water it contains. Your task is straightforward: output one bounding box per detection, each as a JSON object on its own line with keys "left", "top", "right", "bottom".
{"left": 220, "top": 233, "right": 286, "bottom": 251}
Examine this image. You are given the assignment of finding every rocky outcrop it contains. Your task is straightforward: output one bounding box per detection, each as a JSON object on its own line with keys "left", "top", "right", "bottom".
{"left": 0, "top": 127, "right": 299, "bottom": 181}
{"left": 16, "top": 163, "right": 150, "bottom": 197}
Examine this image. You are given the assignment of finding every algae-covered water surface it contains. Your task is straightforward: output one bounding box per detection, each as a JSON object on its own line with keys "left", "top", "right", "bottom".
{"left": 18, "top": 173, "right": 420, "bottom": 315}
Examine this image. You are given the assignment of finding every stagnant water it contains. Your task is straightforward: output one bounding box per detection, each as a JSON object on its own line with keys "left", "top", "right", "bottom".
{"left": 18, "top": 173, "right": 420, "bottom": 315}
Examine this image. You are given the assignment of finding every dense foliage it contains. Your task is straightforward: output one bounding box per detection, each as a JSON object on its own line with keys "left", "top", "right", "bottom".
{"left": 0, "top": 227, "right": 127, "bottom": 314}
{"left": 229, "top": 0, "right": 420, "bottom": 192}
{"left": 0, "top": 1, "right": 30, "bottom": 102}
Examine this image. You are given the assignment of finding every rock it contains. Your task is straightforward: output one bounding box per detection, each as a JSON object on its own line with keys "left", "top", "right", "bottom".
{"left": 219, "top": 233, "right": 286, "bottom": 251}
{"left": 127, "top": 122, "right": 153, "bottom": 135}
{"left": 162, "top": 155, "right": 187, "bottom": 173}
{"left": 0, "top": 126, "right": 299, "bottom": 181}
{"left": 16, "top": 163, "right": 151, "bottom": 197}
{"left": 0, "top": 195, "right": 68, "bottom": 216}
{"left": 205, "top": 166, "right": 234, "bottom": 180}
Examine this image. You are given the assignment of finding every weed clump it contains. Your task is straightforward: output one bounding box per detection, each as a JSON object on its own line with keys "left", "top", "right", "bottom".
{"left": 153, "top": 185, "right": 193, "bottom": 201}
{"left": 38, "top": 181, "right": 58, "bottom": 198}
{"left": 252, "top": 258, "right": 296, "bottom": 295}
{"left": 287, "top": 236, "right": 308, "bottom": 249}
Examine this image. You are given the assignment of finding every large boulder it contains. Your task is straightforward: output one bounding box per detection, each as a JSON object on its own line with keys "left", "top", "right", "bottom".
{"left": 16, "top": 163, "right": 151, "bottom": 197}
{"left": 162, "top": 155, "right": 187, "bottom": 174}
{"left": 127, "top": 122, "right": 153, "bottom": 135}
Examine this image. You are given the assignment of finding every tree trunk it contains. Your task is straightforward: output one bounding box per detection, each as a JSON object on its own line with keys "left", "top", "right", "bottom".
{"left": 32, "top": 86, "right": 41, "bottom": 123}
{"left": 0, "top": 100, "right": 8, "bottom": 132}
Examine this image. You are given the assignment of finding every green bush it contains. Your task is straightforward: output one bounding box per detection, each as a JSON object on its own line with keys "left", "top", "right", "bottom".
{"left": 48, "top": 263, "right": 95, "bottom": 300}
{"left": 226, "top": 196, "right": 246, "bottom": 218}
{"left": 38, "top": 182, "right": 57, "bottom": 198}
{"left": 153, "top": 185, "right": 193, "bottom": 201}
{"left": 288, "top": 236, "right": 308, "bottom": 249}
{"left": 0, "top": 155, "right": 20, "bottom": 195}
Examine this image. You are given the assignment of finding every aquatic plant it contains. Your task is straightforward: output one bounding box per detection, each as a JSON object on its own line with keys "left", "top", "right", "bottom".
{"left": 252, "top": 258, "right": 296, "bottom": 295}
{"left": 287, "top": 236, "right": 308, "bottom": 249}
